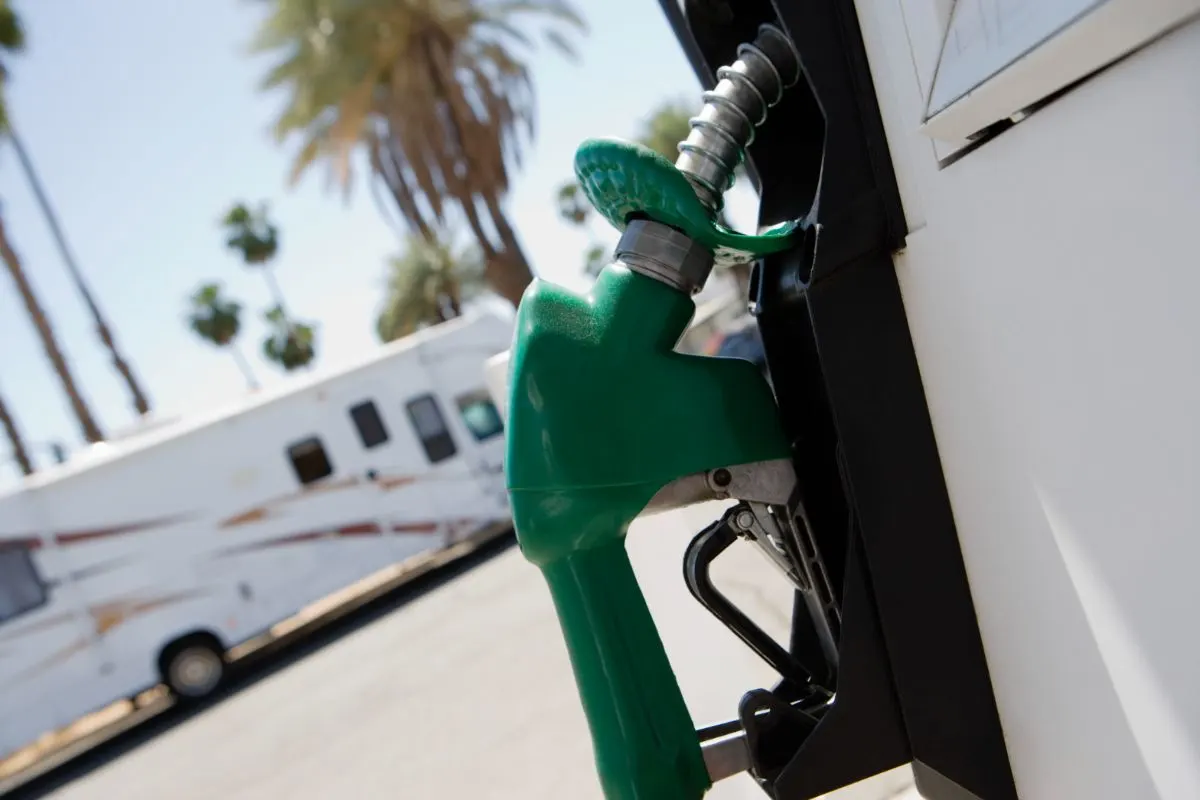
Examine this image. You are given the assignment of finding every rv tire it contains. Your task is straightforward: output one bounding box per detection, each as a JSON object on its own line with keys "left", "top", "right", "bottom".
{"left": 160, "top": 634, "right": 226, "bottom": 701}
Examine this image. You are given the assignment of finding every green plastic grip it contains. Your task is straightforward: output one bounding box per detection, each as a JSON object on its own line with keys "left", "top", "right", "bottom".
{"left": 574, "top": 138, "right": 799, "bottom": 269}
{"left": 546, "top": 534, "right": 703, "bottom": 799}
{"left": 506, "top": 265, "right": 791, "bottom": 798}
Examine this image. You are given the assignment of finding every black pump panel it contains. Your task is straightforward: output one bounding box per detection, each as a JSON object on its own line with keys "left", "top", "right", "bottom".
{"left": 658, "top": 1, "right": 1019, "bottom": 798}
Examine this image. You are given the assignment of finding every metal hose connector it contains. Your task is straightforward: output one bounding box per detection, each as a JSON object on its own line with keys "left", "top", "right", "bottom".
{"left": 674, "top": 23, "right": 802, "bottom": 214}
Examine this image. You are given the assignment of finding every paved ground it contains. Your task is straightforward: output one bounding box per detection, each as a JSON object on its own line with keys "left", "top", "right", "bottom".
{"left": 14, "top": 502, "right": 917, "bottom": 800}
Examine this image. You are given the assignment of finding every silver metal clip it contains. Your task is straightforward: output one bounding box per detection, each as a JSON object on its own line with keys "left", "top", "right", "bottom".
{"left": 647, "top": 457, "right": 842, "bottom": 671}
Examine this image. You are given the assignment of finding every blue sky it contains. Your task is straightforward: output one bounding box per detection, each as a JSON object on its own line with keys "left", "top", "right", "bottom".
{"left": 0, "top": 0, "right": 759, "bottom": 483}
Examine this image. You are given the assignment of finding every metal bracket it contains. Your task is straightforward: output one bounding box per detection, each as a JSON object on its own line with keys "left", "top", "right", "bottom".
{"left": 660, "top": 456, "right": 842, "bottom": 683}
{"left": 684, "top": 507, "right": 824, "bottom": 687}
{"left": 643, "top": 457, "right": 798, "bottom": 515}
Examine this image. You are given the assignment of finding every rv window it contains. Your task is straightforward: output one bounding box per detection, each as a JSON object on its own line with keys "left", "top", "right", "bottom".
{"left": 287, "top": 436, "right": 334, "bottom": 485}
{"left": 0, "top": 543, "right": 47, "bottom": 625}
{"left": 349, "top": 400, "right": 390, "bottom": 449}
{"left": 455, "top": 390, "right": 504, "bottom": 442}
{"left": 405, "top": 394, "right": 457, "bottom": 464}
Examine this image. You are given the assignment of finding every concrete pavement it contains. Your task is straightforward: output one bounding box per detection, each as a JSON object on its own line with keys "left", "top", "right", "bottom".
{"left": 28, "top": 502, "right": 917, "bottom": 799}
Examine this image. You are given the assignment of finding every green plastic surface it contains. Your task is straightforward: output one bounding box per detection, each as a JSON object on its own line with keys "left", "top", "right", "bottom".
{"left": 506, "top": 264, "right": 791, "bottom": 799}
{"left": 574, "top": 137, "right": 798, "bottom": 269}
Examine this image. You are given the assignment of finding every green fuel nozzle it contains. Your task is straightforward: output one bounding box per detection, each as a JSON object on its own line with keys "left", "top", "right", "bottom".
{"left": 505, "top": 24, "right": 803, "bottom": 799}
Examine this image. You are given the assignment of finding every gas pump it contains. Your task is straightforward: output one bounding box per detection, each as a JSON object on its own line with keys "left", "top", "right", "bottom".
{"left": 505, "top": 5, "right": 1013, "bottom": 798}
{"left": 506, "top": 0, "right": 1200, "bottom": 798}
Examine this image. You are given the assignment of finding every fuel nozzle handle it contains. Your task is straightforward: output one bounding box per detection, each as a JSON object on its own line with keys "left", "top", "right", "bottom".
{"left": 529, "top": 500, "right": 708, "bottom": 799}
{"left": 508, "top": 265, "right": 791, "bottom": 799}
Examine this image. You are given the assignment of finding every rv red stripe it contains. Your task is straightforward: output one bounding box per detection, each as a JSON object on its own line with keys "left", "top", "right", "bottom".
{"left": 267, "top": 530, "right": 328, "bottom": 547}
{"left": 53, "top": 514, "right": 189, "bottom": 546}
{"left": 337, "top": 523, "right": 382, "bottom": 536}
{"left": 220, "top": 473, "right": 416, "bottom": 528}
{"left": 217, "top": 521, "right": 386, "bottom": 556}
{"left": 390, "top": 521, "right": 440, "bottom": 534}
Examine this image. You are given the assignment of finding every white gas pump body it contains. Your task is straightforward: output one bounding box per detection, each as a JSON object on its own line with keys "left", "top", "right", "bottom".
{"left": 855, "top": 4, "right": 1200, "bottom": 798}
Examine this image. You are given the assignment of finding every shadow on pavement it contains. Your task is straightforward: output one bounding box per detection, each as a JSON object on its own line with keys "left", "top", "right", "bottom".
{"left": 4, "top": 532, "right": 518, "bottom": 800}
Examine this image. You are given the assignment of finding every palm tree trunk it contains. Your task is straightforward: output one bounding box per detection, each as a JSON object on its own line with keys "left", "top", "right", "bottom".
{"left": 8, "top": 125, "right": 152, "bottom": 417}
{"left": 445, "top": 282, "right": 462, "bottom": 318}
{"left": 435, "top": 281, "right": 462, "bottom": 322}
{"left": 455, "top": 196, "right": 527, "bottom": 306}
{"left": 229, "top": 344, "right": 260, "bottom": 391}
{"left": 261, "top": 265, "right": 290, "bottom": 323}
{"left": 371, "top": 142, "right": 439, "bottom": 245}
{"left": 420, "top": 37, "right": 529, "bottom": 308}
{"left": 261, "top": 265, "right": 303, "bottom": 365}
{"left": 0, "top": 213, "right": 104, "bottom": 443}
{"left": 457, "top": 196, "right": 498, "bottom": 260}
{"left": 0, "top": 386, "right": 33, "bottom": 476}
{"left": 482, "top": 193, "right": 535, "bottom": 302}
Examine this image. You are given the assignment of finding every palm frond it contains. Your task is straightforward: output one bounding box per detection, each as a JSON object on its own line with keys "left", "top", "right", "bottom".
{"left": 186, "top": 282, "right": 244, "bottom": 346}
{"left": 252, "top": 0, "right": 585, "bottom": 305}
{"left": 376, "top": 229, "right": 485, "bottom": 342}
{"left": 0, "top": 2, "right": 26, "bottom": 54}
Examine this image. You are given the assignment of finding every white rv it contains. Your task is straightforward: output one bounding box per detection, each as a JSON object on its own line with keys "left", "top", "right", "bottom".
{"left": 0, "top": 311, "right": 513, "bottom": 759}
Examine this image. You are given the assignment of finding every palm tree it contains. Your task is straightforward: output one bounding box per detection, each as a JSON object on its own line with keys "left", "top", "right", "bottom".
{"left": 377, "top": 233, "right": 485, "bottom": 343}
{"left": 0, "top": 0, "right": 20, "bottom": 134}
{"left": 0, "top": 383, "right": 32, "bottom": 476}
{"left": 0, "top": 1, "right": 104, "bottom": 445}
{"left": 221, "top": 201, "right": 290, "bottom": 318}
{"left": 262, "top": 305, "right": 316, "bottom": 372}
{"left": 186, "top": 282, "right": 259, "bottom": 391}
{"left": 0, "top": 5, "right": 33, "bottom": 475}
{"left": 218, "top": 203, "right": 317, "bottom": 374}
{"left": 555, "top": 182, "right": 591, "bottom": 227}
{"left": 0, "top": 206, "right": 104, "bottom": 444}
{"left": 583, "top": 243, "right": 607, "bottom": 278}
{"left": 253, "top": 0, "right": 586, "bottom": 308}
{"left": 7, "top": 127, "right": 152, "bottom": 418}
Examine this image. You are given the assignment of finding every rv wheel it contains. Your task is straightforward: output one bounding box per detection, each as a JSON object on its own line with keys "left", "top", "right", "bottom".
{"left": 161, "top": 637, "right": 226, "bottom": 700}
